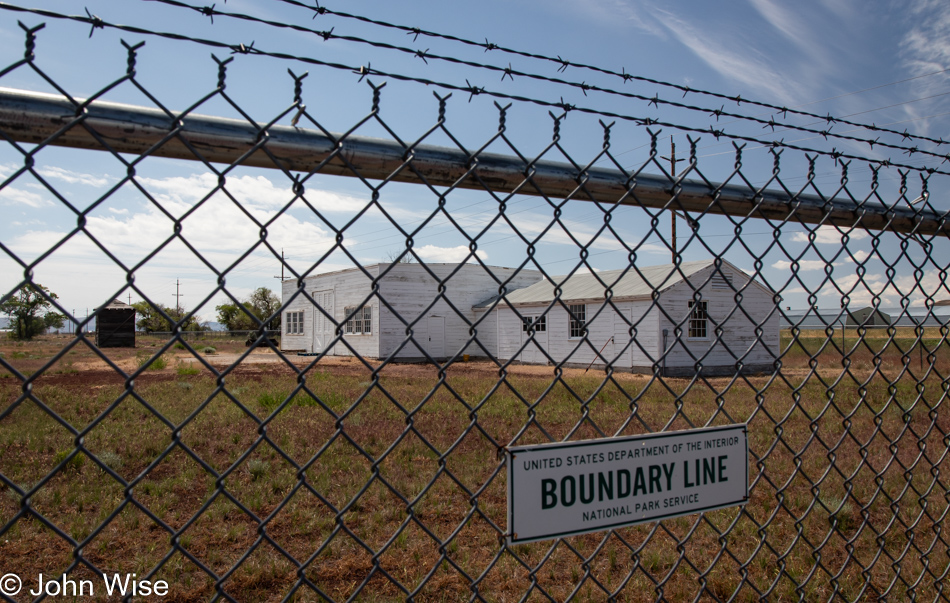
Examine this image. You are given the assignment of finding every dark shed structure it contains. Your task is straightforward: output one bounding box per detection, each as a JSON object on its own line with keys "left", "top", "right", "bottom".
{"left": 846, "top": 306, "right": 891, "bottom": 327}
{"left": 95, "top": 300, "right": 136, "bottom": 348}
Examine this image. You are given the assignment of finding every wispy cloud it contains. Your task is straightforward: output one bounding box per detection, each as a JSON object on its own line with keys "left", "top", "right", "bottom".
{"left": 746, "top": 0, "right": 833, "bottom": 72}
{"left": 37, "top": 166, "right": 111, "bottom": 187}
{"left": 552, "top": 0, "right": 667, "bottom": 38}
{"left": 651, "top": 8, "right": 803, "bottom": 104}
{"left": 0, "top": 186, "right": 52, "bottom": 208}
{"left": 898, "top": 0, "right": 950, "bottom": 133}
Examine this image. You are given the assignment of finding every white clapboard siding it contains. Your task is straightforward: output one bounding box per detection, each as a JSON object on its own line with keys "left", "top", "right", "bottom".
{"left": 493, "top": 264, "right": 777, "bottom": 373}
{"left": 379, "top": 263, "right": 541, "bottom": 359}
{"left": 555, "top": 302, "right": 613, "bottom": 367}
{"left": 657, "top": 265, "right": 779, "bottom": 371}
{"left": 495, "top": 301, "right": 657, "bottom": 369}
{"left": 473, "top": 308, "right": 497, "bottom": 358}
{"left": 280, "top": 265, "right": 381, "bottom": 356}
{"left": 279, "top": 282, "right": 333, "bottom": 353}
{"left": 282, "top": 260, "right": 778, "bottom": 372}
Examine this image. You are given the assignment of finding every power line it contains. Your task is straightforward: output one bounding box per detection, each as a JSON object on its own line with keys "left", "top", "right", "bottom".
{"left": 10, "top": 2, "right": 948, "bottom": 176}
{"left": 264, "top": 0, "right": 950, "bottom": 152}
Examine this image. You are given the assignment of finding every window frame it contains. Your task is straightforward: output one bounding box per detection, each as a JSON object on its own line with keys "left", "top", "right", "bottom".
{"left": 521, "top": 315, "right": 546, "bottom": 333}
{"left": 687, "top": 300, "right": 708, "bottom": 339}
{"left": 344, "top": 305, "right": 373, "bottom": 335}
{"left": 568, "top": 303, "right": 586, "bottom": 339}
{"left": 285, "top": 310, "right": 304, "bottom": 335}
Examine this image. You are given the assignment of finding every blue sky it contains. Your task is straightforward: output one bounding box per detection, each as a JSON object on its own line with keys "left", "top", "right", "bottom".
{"left": 1, "top": 0, "right": 949, "bottom": 324}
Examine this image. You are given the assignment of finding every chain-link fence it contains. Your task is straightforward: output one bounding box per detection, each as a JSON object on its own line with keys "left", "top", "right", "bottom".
{"left": 1, "top": 3, "right": 950, "bottom": 602}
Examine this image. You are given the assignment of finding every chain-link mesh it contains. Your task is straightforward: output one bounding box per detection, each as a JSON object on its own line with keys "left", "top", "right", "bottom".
{"left": 1, "top": 4, "right": 950, "bottom": 602}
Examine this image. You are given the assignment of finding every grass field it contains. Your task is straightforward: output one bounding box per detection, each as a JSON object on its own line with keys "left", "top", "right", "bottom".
{"left": 0, "top": 332, "right": 948, "bottom": 601}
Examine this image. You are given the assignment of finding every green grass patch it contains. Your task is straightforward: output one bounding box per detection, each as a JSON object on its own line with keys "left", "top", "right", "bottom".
{"left": 177, "top": 363, "right": 200, "bottom": 376}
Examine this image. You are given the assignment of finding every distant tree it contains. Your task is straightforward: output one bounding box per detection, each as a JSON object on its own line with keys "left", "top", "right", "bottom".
{"left": 247, "top": 287, "right": 281, "bottom": 329}
{"left": 43, "top": 311, "right": 66, "bottom": 331}
{"left": 132, "top": 301, "right": 168, "bottom": 333}
{"left": 1, "top": 283, "right": 62, "bottom": 340}
{"left": 132, "top": 301, "right": 203, "bottom": 333}
{"left": 173, "top": 307, "right": 208, "bottom": 332}
{"left": 216, "top": 287, "right": 281, "bottom": 332}
{"left": 385, "top": 249, "right": 415, "bottom": 264}
{"left": 214, "top": 302, "right": 256, "bottom": 332}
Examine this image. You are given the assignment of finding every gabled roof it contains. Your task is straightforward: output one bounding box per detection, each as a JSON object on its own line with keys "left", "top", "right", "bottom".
{"left": 101, "top": 299, "right": 134, "bottom": 311}
{"left": 474, "top": 259, "right": 755, "bottom": 308}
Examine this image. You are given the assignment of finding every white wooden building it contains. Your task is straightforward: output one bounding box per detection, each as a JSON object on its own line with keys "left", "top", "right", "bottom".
{"left": 280, "top": 263, "right": 541, "bottom": 360}
{"left": 474, "top": 260, "right": 779, "bottom": 376}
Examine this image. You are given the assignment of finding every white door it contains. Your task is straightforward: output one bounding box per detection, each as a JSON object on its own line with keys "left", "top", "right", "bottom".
{"left": 311, "top": 290, "right": 334, "bottom": 354}
{"left": 427, "top": 316, "right": 445, "bottom": 359}
{"left": 520, "top": 314, "right": 548, "bottom": 364}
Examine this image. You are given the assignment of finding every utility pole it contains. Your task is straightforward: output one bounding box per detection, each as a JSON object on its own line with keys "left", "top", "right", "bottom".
{"left": 274, "top": 249, "right": 288, "bottom": 283}
{"left": 128, "top": 292, "right": 132, "bottom": 305}
{"left": 173, "top": 280, "right": 184, "bottom": 314}
{"left": 660, "top": 135, "right": 682, "bottom": 264}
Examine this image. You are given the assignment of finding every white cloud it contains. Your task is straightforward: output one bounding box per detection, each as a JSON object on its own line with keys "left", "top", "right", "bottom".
{"left": 138, "top": 173, "right": 368, "bottom": 213}
{"left": 414, "top": 245, "right": 487, "bottom": 263}
{"left": 815, "top": 272, "right": 902, "bottom": 306}
{"left": 0, "top": 170, "right": 425, "bottom": 319}
{"left": 4, "top": 173, "right": 354, "bottom": 274}
{"left": 894, "top": 268, "right": 950, "bottom": 306}
{"left": 0, "top": 186, "right": 52, "bottom": 208}
{"left": 840, "top": 250, "right": 870, "bottom": 263}
{"left": 791, "top": 226, "right": 869, "bottom": 245}
{"left": 811, "top": 268, "right": 950, "bottom": 309}
{"left": 37, "top": 166, "right": 111, "bottom": 187}
{"left": 775, "top": 258, "right": 950, "bottom": 310}
{"left": 772, "top": 251, "right": 872, "bottom": 271}
{"left": 771, "top": 259, "right": 828, "bottom": 272}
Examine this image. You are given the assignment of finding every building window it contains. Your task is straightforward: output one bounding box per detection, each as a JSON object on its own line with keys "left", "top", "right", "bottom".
{"left": 285, "top": 311, "right": 304, "bottom": 335}
{"left": 688, "top": 301, "right": 708, "bottom": 339}
{"left": 568, "top": 304, "right": 586, "bottom": 338}
{"left": 521, "top": 315, "right": 546, "bottom": 333}
{"left": 345, "top": 306, "right": 373, "bottom": 335}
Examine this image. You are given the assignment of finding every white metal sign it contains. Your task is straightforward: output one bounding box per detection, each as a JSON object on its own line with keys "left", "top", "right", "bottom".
{"left": 506, "top": 424, "right": 748, "bottom": 543}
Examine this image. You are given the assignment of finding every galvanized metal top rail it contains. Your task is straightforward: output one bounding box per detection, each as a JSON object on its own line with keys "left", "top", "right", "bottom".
{"left": 2, "top": 86, "right": 947, "bottom": 236}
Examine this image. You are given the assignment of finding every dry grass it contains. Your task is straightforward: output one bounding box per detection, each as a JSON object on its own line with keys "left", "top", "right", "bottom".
{"left": 0, "top": 332, "right": 948, "bottom": 601}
